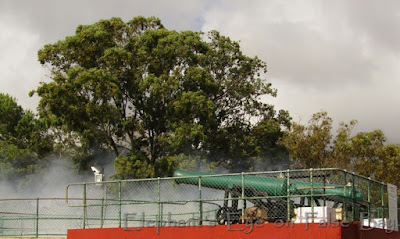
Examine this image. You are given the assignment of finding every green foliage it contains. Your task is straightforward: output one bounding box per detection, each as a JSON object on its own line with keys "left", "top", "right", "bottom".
{"left": 0, "top": 93, "right": 24, "bottom": 142}
{"left": 0, "top": 140, "right": 37, "bottom": 180}
{"left": 328, "top": 120, "right": 357, "bottom": 168}
{"left": 113, "top": 152, "right": 154, "bottom": 179}
{"left": 350, "top": 130, "right": 386, "bottom": 177}
{"left": 374, "top": 144, "right": 400, "bottom": 186}
{"left": 281, "top": 111, "right": 400, "bottom": 187}
{"left": 0, "top": 93, "right": 54, "bottom": 182}
{"left": 173, "top": 153, "right": 218, "bottom": 172}
{"left": 33, "top": 16, "right": 288, "bottom": 178}
{"left": 251, "top": 117, "right": 290, "bottom": 169}
{"left": 281, "top": 111, "right": 332, "bottom": 168}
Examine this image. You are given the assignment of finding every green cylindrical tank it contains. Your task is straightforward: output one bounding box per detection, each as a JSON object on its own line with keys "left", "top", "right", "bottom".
{"left": 290, "top": 181, "right": 363, "bottom": 200}
{"left": 174, "top": 169, "right": 287, "bottom": 196}
{"left": 173, "top": 169, "right": 363, "bottom": 200}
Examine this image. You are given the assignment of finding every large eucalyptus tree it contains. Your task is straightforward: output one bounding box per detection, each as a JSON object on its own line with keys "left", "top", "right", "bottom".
{"left": 33, "top": 16, "right": 288, "bottom": 178}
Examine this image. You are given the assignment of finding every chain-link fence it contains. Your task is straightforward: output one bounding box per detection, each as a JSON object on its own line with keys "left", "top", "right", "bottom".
{"left": 0, "top": 198, "right": 82, "bottom": 237}
{"left": 0, "top": 168, "right": 398, "bottom": 236}
{"left": 65, "top": 168, "right": 396, "bottom": 229}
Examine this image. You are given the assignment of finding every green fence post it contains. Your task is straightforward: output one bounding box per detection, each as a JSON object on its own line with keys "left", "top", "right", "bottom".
{"left": 118, "top": 181, "right": 122, "bottom": 228}
{"left": 160, "top": 203, "right": 164, "bottom": 224}
{"left": 310, "top": 168, "right": 314, "bottom": 223}
{"left": 0, "top": 215, "right": 3, "bottom": 236}
{"left": 381, "top": 184, "right": 385, "bottom": 228}
{"left": 36, "top": 198, "right": 39, "bottom": 237}
{"left": 100, "top": 198, "right": 104, "bottom": 228}
{"left": 83, "top": 183, "right": 86, "bottom": 229}
{"left": 157, "top": 177, "right": 161, "bottom": 229}
{"left": 343, "top": 170, "right": 347, "bottom": 221}
{"left": 241, "top": 172, "right": 245, "bottom": 221}
{"left": 323, "top": 171, "right": 327, "bottom": 207}
{"left": 367, "top": 178, "right": 371, "bottom": 226}
{"left": 198, "top": 176, "right": 203, "bottom": 225}
{"left": 352, "top": 173, "right": 355, "bottom": 220}
{"left": 286, "top": 169, "right": 290, "bottom": 221}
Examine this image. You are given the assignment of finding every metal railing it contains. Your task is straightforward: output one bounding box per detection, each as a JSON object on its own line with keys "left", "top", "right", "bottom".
{"left": 64, "top": 168, "right": 394, "bottom": 228}
{"left": 0, "top": 198, "right": 81, "bottom": 237}
{"left": 0, "top": 168, "right": 397, "bottom": 237}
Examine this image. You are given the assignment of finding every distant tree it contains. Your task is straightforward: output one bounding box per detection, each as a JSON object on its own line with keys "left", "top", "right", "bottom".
{"left": 350, "top": 130, "right": 386, "bottom": 177}
{"left": 249, "top": 116, "right": 291, "bottom": 170}
{"left": 328, "top": 120, "right": 358, "bottom": 169}
{"left": 281, "top": 111, "right": 400, "bottom": 186}
{"left": 280, "top": 111, "right": 332, "bottom": 168}
{"left": 32, "top": 16, "right": 289, "bottom": 178}
{"left": 0, "top": 93, "right": 53, "bottom": 182}
{"left": 374, "top": 144, "right": 400, "bottom": 186}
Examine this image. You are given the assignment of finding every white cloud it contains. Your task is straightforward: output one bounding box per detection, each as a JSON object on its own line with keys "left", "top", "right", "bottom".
{"left": 0, "top": 0, "right": 211, "bottom": 112}
{"left": 201, "top": 0, "right": 378, "bottom": 87}
{"left": 0, "top": 14, "right": 43, "bottom": 111}
{"left": 0, "top": 0, "right": 399, "bottom": 143}
{"left": 201, "top": 0, "right": 400, "bottom": 142}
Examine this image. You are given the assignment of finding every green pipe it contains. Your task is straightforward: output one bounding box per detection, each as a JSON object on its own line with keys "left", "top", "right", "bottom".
{"left": 174, "top": 169, "right": 363, "bottom": 200}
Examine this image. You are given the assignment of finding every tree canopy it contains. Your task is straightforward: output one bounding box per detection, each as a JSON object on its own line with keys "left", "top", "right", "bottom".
{"left": 0, "top": 93, "right": 53, "bottom": 182}
{"left": 1, "top": 16, "right": 399, "bottom": 187}
{"left": 32, "top": 16, "right": 290, "bottom": 178}
{"left": 281, "top": 111, "right": 400, "bottom": 186}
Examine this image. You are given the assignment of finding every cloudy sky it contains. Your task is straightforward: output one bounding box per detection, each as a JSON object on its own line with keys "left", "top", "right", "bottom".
{"left": 0, "top": 0, "right": 399, "bottom": 143}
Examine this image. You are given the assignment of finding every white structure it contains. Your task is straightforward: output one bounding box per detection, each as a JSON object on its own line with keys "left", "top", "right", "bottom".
{"left": 294, "top": 206, "right": 341, "bottom": 223}
{"left": 90, "top": 166, "right": 103, "bottom": 183}
{"left": 362, "top": 218, "right": 388, "bottom": 229}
